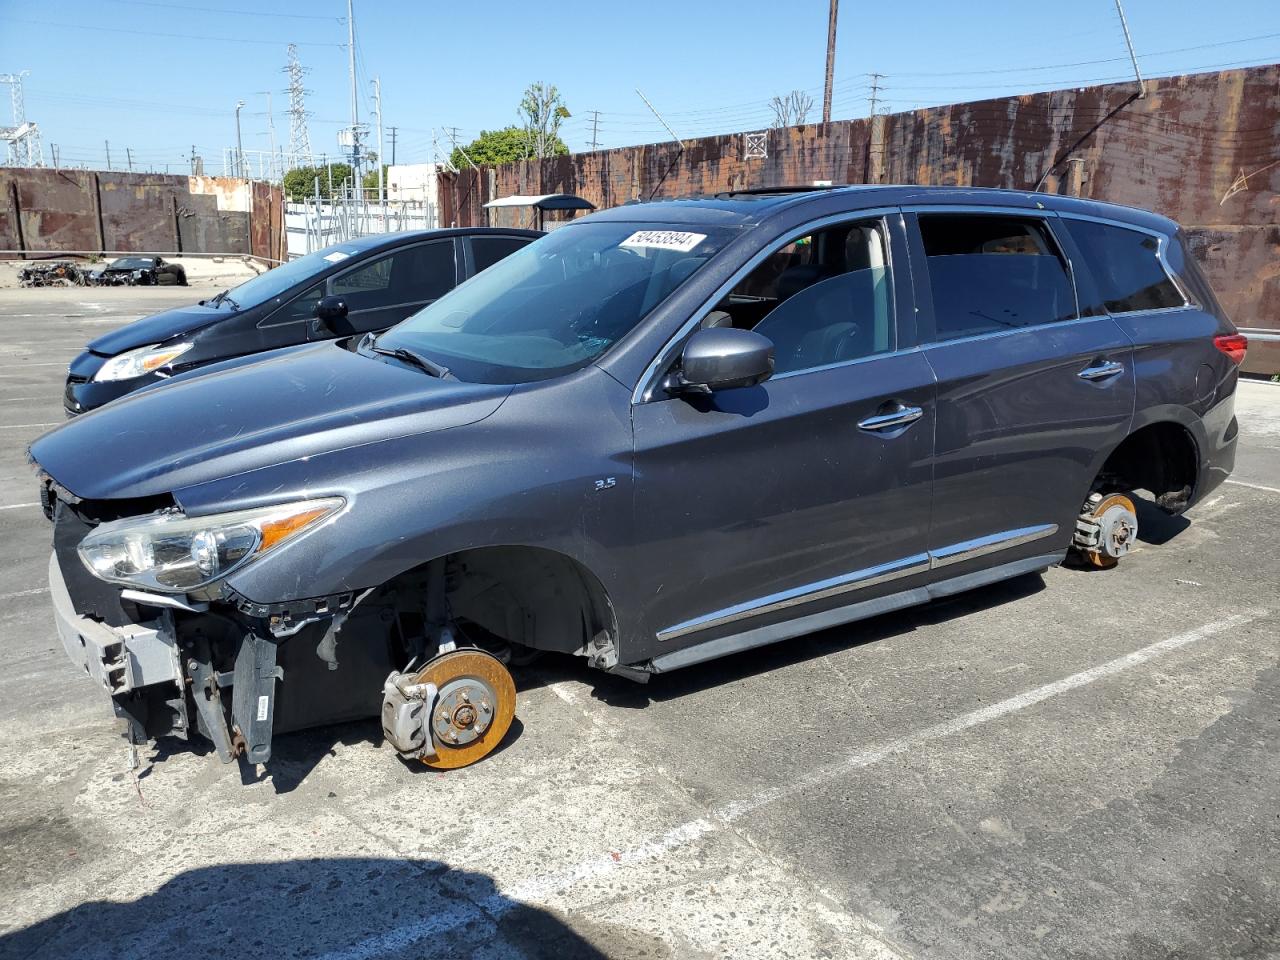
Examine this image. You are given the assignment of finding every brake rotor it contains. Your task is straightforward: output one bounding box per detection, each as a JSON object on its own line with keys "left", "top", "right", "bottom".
{"left": 412, "top": 649, "right": 516, "bottom": 770}
{"left": 1082, "top": 492, "right": 1138, "bottom": 568}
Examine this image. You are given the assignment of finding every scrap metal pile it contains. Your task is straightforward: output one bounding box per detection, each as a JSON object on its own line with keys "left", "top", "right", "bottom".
{"left": 18, "top": 262, "right": 86, "bottom": 287}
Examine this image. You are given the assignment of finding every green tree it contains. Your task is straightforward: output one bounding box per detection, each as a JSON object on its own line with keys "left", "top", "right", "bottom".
{"left": 448, "top": 124, "right": 570, "bottom": 172}
{"left": 362, "top": 163, "right": 389, "bottom": 194}
{"left": 282, "top": 162, "right": 354, "bottom": 201}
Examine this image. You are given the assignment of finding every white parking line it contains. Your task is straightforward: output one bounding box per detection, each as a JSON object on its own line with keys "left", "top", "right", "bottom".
{"left": 0, "top": 397, "right": 42, "bottom": 402}
{"left": 0, "top": 361, "right": 69, "bottom": 368}
{"left": 0, "top": 422, "right": 60, "bottom": 429}
{"left": 317, "top": 610, "right": 1266, "bottom": 960}
{"left": 1225, "top": 478, "right": 1280, "bottom": 495}
{"left": 0, "top": 502, "right": 38, "bottom": 510}
{"left": 0, "top": 587, "right": 47, "bottom": 601}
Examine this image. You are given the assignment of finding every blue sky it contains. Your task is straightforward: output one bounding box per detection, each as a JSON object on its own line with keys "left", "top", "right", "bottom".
{"left": 2, "top": 0, "right": 1277, "bottom": 174}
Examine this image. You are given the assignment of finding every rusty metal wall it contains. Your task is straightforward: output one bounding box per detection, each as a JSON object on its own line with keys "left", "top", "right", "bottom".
{"left": 0, "top": 169, "right": 285, "bottom": 262}
{"left": 443, "top": 65, "right": 1280, "bottom": 372}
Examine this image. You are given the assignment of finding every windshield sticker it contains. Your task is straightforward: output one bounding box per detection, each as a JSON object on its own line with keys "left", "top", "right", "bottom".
{"left": 322, "top": 251, "right": 351, "bottom": 263}
{"left": 619, "top": 230, "right": 707, "bottom": 253}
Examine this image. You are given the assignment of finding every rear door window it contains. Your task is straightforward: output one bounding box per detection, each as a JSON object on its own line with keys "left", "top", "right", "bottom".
{"left": 1062, "top": 219, "right": 1186, "bottom": 314}
{"left": 917, "top": 214, "right": 1077, "bottom": 341}
{"left": 471, "top": 235, "right": 533, "bottom": 273}
{"left": 332, "top": 239, "right": 457, "bottom": 313}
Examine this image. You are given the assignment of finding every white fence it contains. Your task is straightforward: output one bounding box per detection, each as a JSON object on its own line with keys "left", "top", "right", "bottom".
{"left": 285, "top": 198, "right": 440, "bottom": 258}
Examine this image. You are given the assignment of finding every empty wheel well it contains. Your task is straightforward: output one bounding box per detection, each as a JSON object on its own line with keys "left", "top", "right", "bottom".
{"left": 435, "top": 546, "right": 617, "bottom": 656}
{"left": 1096, "top": 422, "right": 1199, "bottom": 515}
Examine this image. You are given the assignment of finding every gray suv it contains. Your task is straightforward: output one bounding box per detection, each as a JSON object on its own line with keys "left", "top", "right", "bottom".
{"left": 29, "top": 185, "right": 1245, "bottom": 771}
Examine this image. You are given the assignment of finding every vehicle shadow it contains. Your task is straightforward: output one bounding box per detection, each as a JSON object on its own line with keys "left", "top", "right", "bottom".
{"left": 573, "top": 569, "right": 1050, "bottom": 710}
{"left": 0, "top": 857, "right": 619, "bottom": 960}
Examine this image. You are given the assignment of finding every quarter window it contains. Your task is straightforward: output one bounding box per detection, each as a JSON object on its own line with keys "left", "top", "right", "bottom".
{"left": 918, "top": 214, "right": 1077, "bottom": 341}
{"left": 709, "top": 220, "right": 894, "bottom": 375}
{"left": 1062, "top": 219, "right": 1185, "bottom": 314}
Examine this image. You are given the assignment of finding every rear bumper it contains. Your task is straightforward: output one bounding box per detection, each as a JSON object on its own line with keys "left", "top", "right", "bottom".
{"left": 49, "top": 552, "right": 181, "bottom": 695}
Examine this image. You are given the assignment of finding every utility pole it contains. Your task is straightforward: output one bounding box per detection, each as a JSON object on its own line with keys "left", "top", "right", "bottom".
{"left": 822, "top": 0, "right": 838, "bottom": 124}
{"left": 234, "top": 99, "right": 246, "bottom": 178}
{"left": 50, "top": 143, "right": 58, "bottom": 168}
{"left": 388, "top": 125, "right": 397, "bottom": 165}
{"left": 1113, "top": 0, "right": 1146, "bottom": 98}
{"left": 259, "top": 90, "right": 277, "bottom": 180}
{"left": 372, "top": 75, "right": 386, "bottom": 229}
{"left": 587, "top": 110, "right": 601, "bottom": 152}
{"left": 125, "top": 147, "right": 133, "bottom": 172}
{"left": 346, "top": 0, "right": 362, "bottom": 181}
{"left": 104, "top": 140, "right": 111, "bottom": 170}
{"left": 867, "top": 72, "right": 883, "bottom": 117}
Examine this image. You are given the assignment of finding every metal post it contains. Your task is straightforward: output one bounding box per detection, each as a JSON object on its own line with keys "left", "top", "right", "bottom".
{"left": 126, "top": 147, "right": 133, "bottom": 172}
{"left": 105, "top": 140, "right": 112, "bottom": 170}
{"left": 822, "top": 0, "right": 838, "bottom": 125}
{"left": 1114, "top": 0, "right": 1146, "bottom": 98}
{"left": 235, "top": 100, "right": 246, "bottom": 178}
{"left": 373, "top": 76, "right": 386, "bottom": 231}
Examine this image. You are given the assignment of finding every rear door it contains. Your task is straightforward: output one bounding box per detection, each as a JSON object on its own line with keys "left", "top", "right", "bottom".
{"left": 907, "top": 208, "right": 1135, "bottom": 573}
{"left": 318, "top": 238, "right": 460, "bottom": 337}
{"left": 630, "top": 212, "right": 936, "bottom": 658}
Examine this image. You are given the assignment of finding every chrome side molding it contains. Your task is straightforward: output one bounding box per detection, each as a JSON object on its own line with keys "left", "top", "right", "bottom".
{"left": 657, "top": 523, "right": 1059, "bottom": 642}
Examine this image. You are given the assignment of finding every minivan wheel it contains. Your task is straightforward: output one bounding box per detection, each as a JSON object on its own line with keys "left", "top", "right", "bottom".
{"left": 414, "top": 649, "right": 517, "bottom": 769}
{"left": 1072, "top": 492, "right": 1138, "bottom": 569}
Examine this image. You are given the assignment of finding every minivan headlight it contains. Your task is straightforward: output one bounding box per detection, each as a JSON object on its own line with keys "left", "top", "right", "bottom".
{"left": 77, "top": 497, "right": 344, "bottom": 592}
{"left": 93, "top": 342, "right": 193, "bottom": 382}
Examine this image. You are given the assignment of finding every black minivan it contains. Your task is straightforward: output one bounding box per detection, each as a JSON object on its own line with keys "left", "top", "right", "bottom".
{"left": 63, "top": 227, "right": 540, "bottom": 414}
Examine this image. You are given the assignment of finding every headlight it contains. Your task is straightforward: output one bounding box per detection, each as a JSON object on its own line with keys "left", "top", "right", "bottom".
{"left": 77, "top": 497, "right": 344, "bottom": 592}
{"left": 93, "top": 342, "right": 193, "bottom": 382}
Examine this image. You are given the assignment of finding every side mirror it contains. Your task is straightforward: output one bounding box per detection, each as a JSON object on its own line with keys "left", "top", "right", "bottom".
{"left": 314, "top": 295, "right": 349, "bottom": 330}
{"left": 669, "top": 327, "right": 774, "bottom": 394}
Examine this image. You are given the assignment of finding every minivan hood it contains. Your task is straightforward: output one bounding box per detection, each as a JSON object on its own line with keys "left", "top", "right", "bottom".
{"left": 31, "top": 343, "right": 511, "bottom": 501}
{"left": 87, "top": 304, "right": 225, "bottom": 355}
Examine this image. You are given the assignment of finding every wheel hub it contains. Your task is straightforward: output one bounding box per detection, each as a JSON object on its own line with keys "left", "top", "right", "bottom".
{"left": 413, "top": 649, "right": 516, "bottom": 769}
{"left": 1075, "top": 492, "right": 1139, "bottom": 568}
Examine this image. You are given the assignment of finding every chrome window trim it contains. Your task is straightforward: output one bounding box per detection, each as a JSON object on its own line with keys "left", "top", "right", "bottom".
{"left": 768, "top": 343, "right": 925, "bottom": 383}
{"left": 631, "top": 207, "right": 901, "bottom": 405}
{"left": 656, "top": 522, "right": 1059, "bottom": 643}
{"left": 1053, "top": 211, "right": 1195, "bottom": 312}
{"left": 920, "top": 313, "right": 1105, "bottom": 351}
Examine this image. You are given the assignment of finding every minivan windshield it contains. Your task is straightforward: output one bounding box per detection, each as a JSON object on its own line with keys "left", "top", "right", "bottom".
{"left": 212, "top": 242, "right": 366, "bottom": 309}
{"left": 375, "top": 222, "right": 736, "bottom": 383}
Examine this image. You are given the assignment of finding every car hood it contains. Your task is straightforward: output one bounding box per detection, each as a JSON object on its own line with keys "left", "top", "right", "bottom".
{"left": 87, "top": 304, "right": 226, "bottom": 355}
{"left": 30, "top": 343, "right": 512, "bottom": 501}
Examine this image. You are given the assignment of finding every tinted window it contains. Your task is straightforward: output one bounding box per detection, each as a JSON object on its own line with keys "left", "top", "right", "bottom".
{"left": 1063, "top": 219, "right": 1185, "bottom": 314}
{"left": 919, "top": 214, "right": 1076, "bottom": 341}
{"left": 270, "top": 281, "right": 324, "bottom": 324}
{"left": 332, "top": 240, "right": 455, "bottom": 312}
{"left": 711, "top": 221, "right": 893, "bottom": 374}
{"left": 472, "top": 235, "right": 532, "bottom": 273}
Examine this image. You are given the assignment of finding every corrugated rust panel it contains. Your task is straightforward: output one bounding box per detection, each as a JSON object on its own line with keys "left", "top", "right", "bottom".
{"left": 5, "top": 168, "right": 100, "bottom": 252}
{"left": 97, "top": 173, "right": 183, "bottom": 252}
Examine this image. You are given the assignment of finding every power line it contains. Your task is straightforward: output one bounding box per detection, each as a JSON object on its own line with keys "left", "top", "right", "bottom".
{"left": 88, "top": 0, "right": 344, "bottom": 20}
{"left": 6, "top": 17, "right": 342, "bottom": 46}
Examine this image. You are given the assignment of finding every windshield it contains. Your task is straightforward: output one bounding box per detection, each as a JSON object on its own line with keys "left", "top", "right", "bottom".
{"left": 110, "top": 257, "right": 154, "bottom": 270}
{"left": 377, "top": 222, "right": 735, "bottom": 383}
{"left": 216, "top": 242, "right": 364, "bottom": 309}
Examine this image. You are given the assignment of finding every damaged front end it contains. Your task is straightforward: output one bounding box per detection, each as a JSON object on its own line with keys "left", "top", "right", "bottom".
{"left": 41, "top": 478, "right": 391, "bottom": 766}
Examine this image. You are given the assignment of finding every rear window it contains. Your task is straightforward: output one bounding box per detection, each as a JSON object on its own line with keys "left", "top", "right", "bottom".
{"left": 919, "top": 214, "right": 1077, "bottom": 341}
{"left": 1063, "top": 219, "right": 1186, "bottom": 314}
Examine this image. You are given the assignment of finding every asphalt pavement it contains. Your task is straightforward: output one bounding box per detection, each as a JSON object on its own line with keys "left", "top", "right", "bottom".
{"left": 0, "top": 286, "right": 1276, "bottom": 959}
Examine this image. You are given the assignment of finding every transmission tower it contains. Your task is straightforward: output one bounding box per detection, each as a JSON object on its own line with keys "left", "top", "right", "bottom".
{"left": 0, "top": 71, "right": 44, "bottom": 167}
{"left": 283, "top": 44, "right": 312, "bottom": 168}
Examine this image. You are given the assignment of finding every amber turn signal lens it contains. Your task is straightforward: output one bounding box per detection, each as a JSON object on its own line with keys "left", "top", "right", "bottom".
{"left": 258, "top": 506, "right": 335, "bottom": 552}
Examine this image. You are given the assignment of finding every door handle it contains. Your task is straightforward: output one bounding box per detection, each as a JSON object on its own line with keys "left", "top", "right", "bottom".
{"left": 1078, "top": 360, "right": 1125, "bottom": 381}
{"left": 857, "top": 404, "right": 924, "bottom": 432}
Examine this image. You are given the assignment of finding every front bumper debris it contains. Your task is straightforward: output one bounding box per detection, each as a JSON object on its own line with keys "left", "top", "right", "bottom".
{"left": 49, "top": 552, "right": 181, "bottom": 694}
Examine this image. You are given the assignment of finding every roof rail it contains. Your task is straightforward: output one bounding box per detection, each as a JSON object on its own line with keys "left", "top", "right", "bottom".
{"left": 713, "top": 184, "right": 845, "bottom": 199}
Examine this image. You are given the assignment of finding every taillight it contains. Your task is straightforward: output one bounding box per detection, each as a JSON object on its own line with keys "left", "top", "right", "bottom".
{"left": 1213, "top": 333, "right": 1248, "bottom": 365}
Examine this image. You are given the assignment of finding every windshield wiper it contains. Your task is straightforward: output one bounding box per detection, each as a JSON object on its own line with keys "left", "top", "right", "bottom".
{"left": 369, "top": 340, "right": 450, "bottom": 379}
{"left": 206, "top": 289, "right": 240, "bottom": 310}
